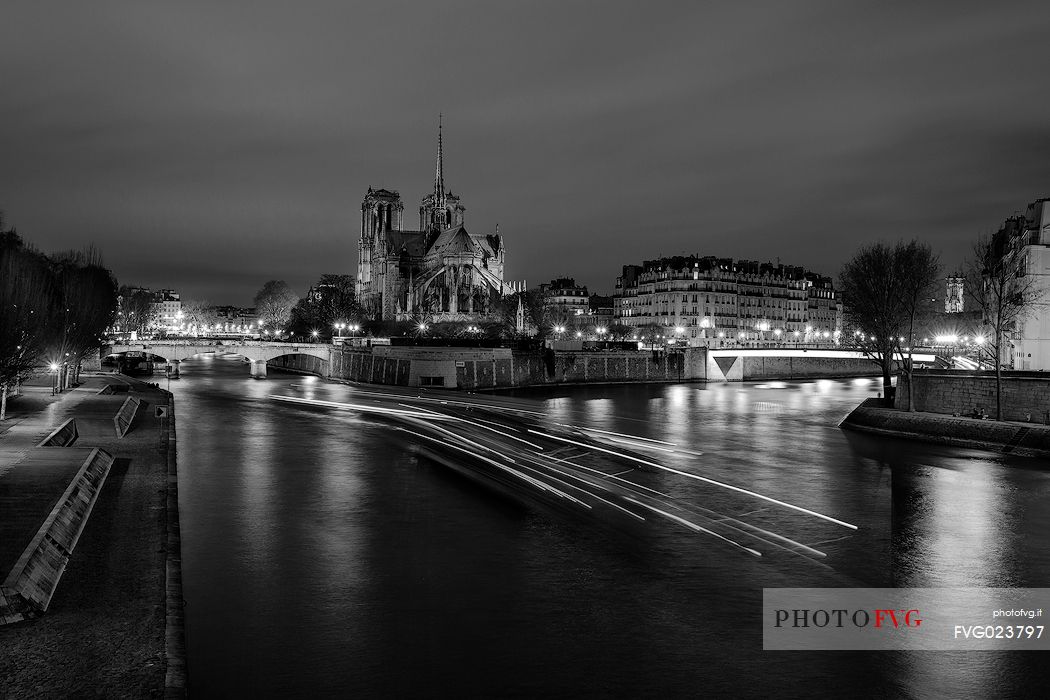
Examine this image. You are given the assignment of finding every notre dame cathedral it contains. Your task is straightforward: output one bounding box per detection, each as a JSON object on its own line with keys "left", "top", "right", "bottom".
{"left": 355, "top": 119, "right": 520, "bottom": 322}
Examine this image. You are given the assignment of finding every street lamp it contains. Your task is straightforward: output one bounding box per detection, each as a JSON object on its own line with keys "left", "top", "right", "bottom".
{"left": 311, "top": 330, "right": 319, "bottom": 342}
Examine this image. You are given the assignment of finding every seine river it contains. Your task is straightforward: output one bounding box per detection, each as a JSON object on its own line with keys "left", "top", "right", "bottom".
{"left": 170, "top": 356, "right": 1050, "bottom": 699}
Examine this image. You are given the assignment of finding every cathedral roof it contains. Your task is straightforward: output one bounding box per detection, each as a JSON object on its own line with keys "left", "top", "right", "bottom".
{"left": 385, "top": 229, "right": 427, "bottom": 256}
{"left": 429, "top": 225, "right": 477, "bottom": 255}
{"left": 471, "top": 233, "right": 501, "bottom": 257}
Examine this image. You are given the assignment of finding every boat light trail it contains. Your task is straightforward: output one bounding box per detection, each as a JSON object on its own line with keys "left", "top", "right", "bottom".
{"left": 624, "top": 498, "right": 762, "bottom": 557}
{"left": 530, "top": 429, "right": 857, "bottom": 530}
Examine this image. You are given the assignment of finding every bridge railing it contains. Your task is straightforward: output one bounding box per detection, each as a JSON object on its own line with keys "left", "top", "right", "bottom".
{"left": 110, "top": 340, "right": 313, "bottom": 349}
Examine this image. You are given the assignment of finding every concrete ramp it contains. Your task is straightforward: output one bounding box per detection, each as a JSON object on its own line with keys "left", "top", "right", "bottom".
{"left": 1, "top": 448, "right": 115, "bottom": 619}
{"left": 113, "top": 396, "right": 142, "bottom": 437}
{"left": 37, "top": 418, "right": 79, "bottom": 447}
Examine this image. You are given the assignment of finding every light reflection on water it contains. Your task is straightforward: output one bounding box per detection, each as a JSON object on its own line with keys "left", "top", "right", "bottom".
{"left": 171, "top": 359, "right": 1050, "bottom": 698}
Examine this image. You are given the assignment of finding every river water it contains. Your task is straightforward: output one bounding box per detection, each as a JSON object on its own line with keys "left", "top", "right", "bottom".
{"left": 170, "top": 356, "right": 1050, "bottom": 699}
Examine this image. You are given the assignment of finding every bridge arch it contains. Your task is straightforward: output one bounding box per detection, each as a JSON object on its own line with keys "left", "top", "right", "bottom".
{"left": 104, "top": 342, "right": 331, "bottom": 379}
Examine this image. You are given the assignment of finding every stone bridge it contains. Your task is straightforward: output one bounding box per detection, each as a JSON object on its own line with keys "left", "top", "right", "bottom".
{"left": 104, "top": 341, "right": 331, "bottom": 378}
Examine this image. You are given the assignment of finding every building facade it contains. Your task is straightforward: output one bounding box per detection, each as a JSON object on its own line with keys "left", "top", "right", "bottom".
{"left": 995, "top": 198, "right": 1050, "bottom": 370}
{"left": 614, "top": 256, "right": 841, "bottom": 345}
{"left": 539, "top": 278, "right": 590, "bottom": 325}
{"left": 356, "top": 121, "right": 517, "bottom": 322}
{"left": 150, "top": 289, "right": 181, "bottom": 330}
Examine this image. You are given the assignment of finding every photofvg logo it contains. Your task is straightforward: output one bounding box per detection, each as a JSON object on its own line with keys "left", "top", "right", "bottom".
{"left": 763, "top": 588, "right": 1050, "bottom": 650}
{"left": 774, "top": 608, "right": 922, "bottom": 630}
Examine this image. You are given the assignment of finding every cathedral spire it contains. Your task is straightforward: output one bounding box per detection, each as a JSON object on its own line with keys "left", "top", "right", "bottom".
{"left": 434, "top": 114, "right": 445, "bottom": 212}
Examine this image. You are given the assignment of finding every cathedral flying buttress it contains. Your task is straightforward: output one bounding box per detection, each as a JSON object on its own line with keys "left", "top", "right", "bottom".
{"left": 356, "top": 119, "right": 518, "bottom": 322}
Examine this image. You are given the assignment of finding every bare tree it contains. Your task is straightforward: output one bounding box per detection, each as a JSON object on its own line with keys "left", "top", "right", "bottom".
{"left": 253, "top": 280, "right": 299, "bottom": 335}
{"left": 49, "top": 248, "right": 118, "bottom": 388}
{"left": 839, "top": 241, "right": 925, "bottom": 406}
{"left": 117, "top": 285, "right": 156, "bottom": 337}
{"left": 180, "top": 299, "right": 218, "bottom": 334}
{"left": 1, "top": 230, "right": 56, "bottom": 418}
{"left": 964, "top": 231, "right": 1045, "bottom": 420}
{"left": 896, "top": 242, "right": 941, "bottom": 411}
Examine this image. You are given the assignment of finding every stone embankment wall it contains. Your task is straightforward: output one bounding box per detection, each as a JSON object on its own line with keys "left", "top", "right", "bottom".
{"left": 268, "top": 346, "right": 897, "bottom": 389}
{"left": 896, "top": 371, "right": 1050, "bottom": 423}
{"left": 841, "top": 398, "right": 1050, "bottom": 458}
{"left": 706, "top": 351, "right": 897, "bottom": 382}
{"left": 739, "top": 356, "right": 882, "bottom": 380}
{"left": 452, "top": 348, "right": 704, "bottom": 390}
{"left": 270, "top": 347, "right": 707, "bottom": 389}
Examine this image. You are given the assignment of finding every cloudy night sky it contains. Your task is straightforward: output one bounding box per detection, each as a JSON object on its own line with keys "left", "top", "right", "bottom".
{"left": 3, "top": 1, "right": 1050, "bottom": 305}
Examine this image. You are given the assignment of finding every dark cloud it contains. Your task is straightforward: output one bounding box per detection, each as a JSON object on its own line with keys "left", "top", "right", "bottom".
{"left": 3, "top": 1, "right": 1050, "bottom": 303}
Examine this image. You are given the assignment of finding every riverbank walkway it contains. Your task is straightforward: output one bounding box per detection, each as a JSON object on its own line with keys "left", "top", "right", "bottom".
{"left": 840, "top": 398, "right": 1050, "bottom": 459}
{"left": 0, "top": 372, "right": 181, "bottom": 697}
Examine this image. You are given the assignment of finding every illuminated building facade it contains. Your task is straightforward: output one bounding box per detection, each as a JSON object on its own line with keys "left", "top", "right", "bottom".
{"left": 613, "top": 256, "right": 841, "bottom": 345}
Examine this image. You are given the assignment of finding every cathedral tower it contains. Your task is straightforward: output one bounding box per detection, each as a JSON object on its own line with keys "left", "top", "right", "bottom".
{"left": 357, "top": 187, "right": 404, "bottom": 304}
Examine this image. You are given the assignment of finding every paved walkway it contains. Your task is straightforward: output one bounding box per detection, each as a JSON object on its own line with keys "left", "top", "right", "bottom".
{"left": 0, "top": 372, "right": 173, "bottom": 696}
{"left": 0, "top": 375, "right": 136, "bottom": 473}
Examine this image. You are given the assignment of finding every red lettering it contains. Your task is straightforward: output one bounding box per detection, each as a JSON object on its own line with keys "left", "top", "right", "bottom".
{"left": 874, "top": 609, "right": 899, "bottom": 628}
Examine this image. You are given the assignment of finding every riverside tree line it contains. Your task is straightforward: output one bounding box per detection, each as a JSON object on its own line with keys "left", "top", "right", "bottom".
{"left": 839, "top": 230, "right": 1044, "bottom": 418}
{"left": 1, "top": 217, "right": 118, "bottom": 420}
